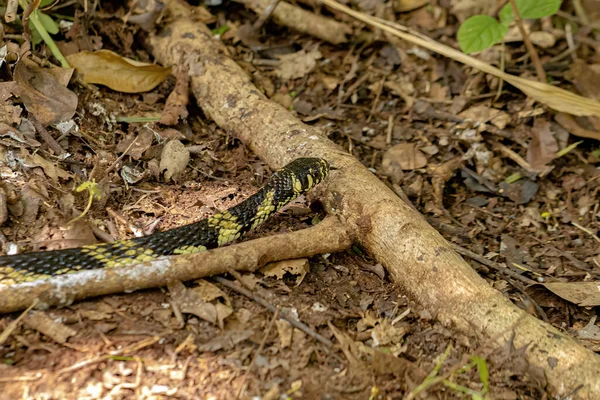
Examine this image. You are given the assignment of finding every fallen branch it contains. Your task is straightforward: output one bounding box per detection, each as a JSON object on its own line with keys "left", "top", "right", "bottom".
{"left": 0, "top": 217, "right": 351, "bottom": 314}
{"left": 232, "top": 0, "right": 350, "bottom": 45}
{"left": 147, "top": 2, "right": 600, "bottom": 397}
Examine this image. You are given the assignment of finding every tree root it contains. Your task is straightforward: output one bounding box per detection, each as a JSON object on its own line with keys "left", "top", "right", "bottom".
{"left": 146, "top": 2, "right": 600, "bottom": 397}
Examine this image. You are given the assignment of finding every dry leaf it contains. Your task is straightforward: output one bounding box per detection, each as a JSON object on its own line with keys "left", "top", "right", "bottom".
{"left": 458, "top": 104, "right": 510, "bottom": 129}
{"left": 322, "top": 0, "right": 600, "bottom": 117}
{"left": 194, "top": 279, "right": 229, "bottom": 303}
{"left": 67, "top": 50, "right": 171, "bottom": 93}
{"left": 394, "top": 0, "right": 429, "bottom": 13}
{"left": 276, "top": 319, "right": 293, "bottom": 348}
{"left": 159, "top": 64, "right": 189, "bottom": 125}
{"left": 554, "top": 113, "right": 600, "bottom": 141}
{"left": 261, "top": 258, "right": 310, "bottom": 286}
{"left": 160, "top": 139, "right": 190, "bottom": 181}
{"left": 275, "top": 49, "right": 322, "bottom": 80}
{"left": 115, "top": 128, "right": 155, "bottom": 160}
{"left": 168, "top": 280, "right": 217, "bottom": 324}
{"left": 24, "top": 150, "right": 72, "bottom": 182}
{"left": 14, "top": 60, "right": 78, "bottom": 126}
{"left": 382, "top": 143, "right": 428, "bottom": 172}
{"left": 526, "top": 119, "right": 558, "bottom": 171}
{"left": 544, "top": 282, "right": 600, "bottom": 307}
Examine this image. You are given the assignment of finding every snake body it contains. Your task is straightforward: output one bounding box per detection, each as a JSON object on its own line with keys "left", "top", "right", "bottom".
{"left": 0, "top": 158, "right": 329, "bottom": 286}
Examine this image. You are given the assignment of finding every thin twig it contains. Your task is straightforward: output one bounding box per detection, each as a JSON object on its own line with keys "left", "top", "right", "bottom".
{"left": 31, "top": 116, "right": 65, "bottom": 155}
{"left": 507, "top": 0, "right": 546, "bottom": 82}
{"left": 452, "top": 244, "right": 537, "bottom": 286}
{"left": 572, "top": 222, "right": 600, "bottom": 244}
{"left": 214, "top": 276, "right": 333, "bottom": 347}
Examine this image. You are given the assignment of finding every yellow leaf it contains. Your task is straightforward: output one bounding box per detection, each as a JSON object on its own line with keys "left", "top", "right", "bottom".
{"left": 67, "top": 50, "right": 171, "bottom": 93}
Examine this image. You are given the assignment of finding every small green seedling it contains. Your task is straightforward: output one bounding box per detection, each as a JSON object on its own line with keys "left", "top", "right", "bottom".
{"left": 19, "top": 0, "right": 70, "bottom": 68}
{"left": 457, "top": 0, "right": 563, "bottom": 54}
{"left": 69, "top": 180, "right": 102, "bottom": 225}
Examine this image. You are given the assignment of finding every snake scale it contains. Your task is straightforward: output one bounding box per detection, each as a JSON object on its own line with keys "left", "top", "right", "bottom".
{"left": 0, "top": 158, "right": 329, "bottom": 286}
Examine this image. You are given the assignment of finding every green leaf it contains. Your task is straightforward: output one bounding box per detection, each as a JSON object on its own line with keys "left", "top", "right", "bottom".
{"left": 36, "top": 11, "right": 59, "bottom": 34}
{"left": 500, "top": 0, "right": 563, "bottom": 24}
{"left": 458, "top": 15, "right": 507, "bottom": 54}
{"left": 472, "top": 356, "right": 490, "bottom": 394}
{"left": 40, "top": 0, "right": 56, "bottom": 6}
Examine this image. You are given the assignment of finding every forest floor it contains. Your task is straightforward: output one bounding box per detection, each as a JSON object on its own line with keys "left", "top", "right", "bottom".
{"left": 0, "top": 0, "right": 599, "bottom": 398}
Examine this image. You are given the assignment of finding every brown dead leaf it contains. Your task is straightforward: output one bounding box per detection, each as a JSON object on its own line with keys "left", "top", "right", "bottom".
{"left": 67, "top": 50, "right": 171, "bottom": 93}
{"left": 260, "top": 258, "right": 310, "bottom": 286}
{"left": 544, "top": 282, "right": 600, "bottom": 307}
{"left": 24, "top": 311, "right": 77, "bottom": 344}
{"left": 382, "top": 143, "right": 428, "bottom": 172}
{"left": 14, "top": 60, "right": 78, "bottom": 126}
{"left": 0, "top": 104, "right": 22, "bottom": 125}
{"left": 555, "top": 113, "right": 600, "bottom": 141}
{"left": 276, "top": 319, "right": 293, "bottom": 349}
{"left": 168, "top": 280, "right": 217, "bottom": 324}
{"left": 458, "top": 104, "right": 510, "bottom": 129}
{"left": 371, "top": 319, "right": 408, "bottom": 347}
{"left": 160, "top": 139, "right": 190, "bottom": 181}
{"left": 159, "top": 64, "right": 189, "bottom": 125}
{"left": 394, "top": 0, "right": 429, "bottom": 12}
{"left": 526, "top": 119, "right": 558, "bottom": 172}
{"left": 194, "top": 279, "right": 229, "bottom": 304}
{"left": 23, "top": 150, "right": 72, "bottom": 182}
{"left": 116, "top": 128, "right": 155, "bottom": 160}
{"left": 275, "top": 49, "right": 322, "bottom": 80}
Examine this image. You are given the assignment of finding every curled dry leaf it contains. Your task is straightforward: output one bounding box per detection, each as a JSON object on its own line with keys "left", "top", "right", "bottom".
{"left": 555, "top": 113, "right": 600, "bottom": 141}
{"left": 23, "top": 149, "right": 72, "bottom": 182}
{"left": 160, "top": 139, "right": 190, "bottom": 181}
{"left": 67, "top": 50, "right": 171, "bottom": 93}
{"left": 526, "top": 119, "right": 559, "bottom": 172}
{"left": 14, "top": 60, "right": 78, "bottom": 126}
{"left": 159, "top": 64, "right": 190, "bottom": 125}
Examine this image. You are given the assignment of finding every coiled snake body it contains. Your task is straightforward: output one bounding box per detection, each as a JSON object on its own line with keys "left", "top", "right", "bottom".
{"left": 0, "top": 158, "right": 329, "bottom": 286}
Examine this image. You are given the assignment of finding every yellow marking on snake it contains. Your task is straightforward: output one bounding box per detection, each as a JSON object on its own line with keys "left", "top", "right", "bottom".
{"left": 291, "top": 173, "right": 303, "bottom": 194}
{"left": 208, "top": 211, "right": 244, "bottom": 246}
{"left": 173, "top": 245, "right": 207, "bottom": 255}
{"left": 251, "top": 190, "right": 276, "bottom": 230}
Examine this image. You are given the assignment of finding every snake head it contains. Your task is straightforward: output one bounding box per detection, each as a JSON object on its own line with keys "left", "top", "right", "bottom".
{"left": 285, "top": 157, "right": 330, "bottom": 192}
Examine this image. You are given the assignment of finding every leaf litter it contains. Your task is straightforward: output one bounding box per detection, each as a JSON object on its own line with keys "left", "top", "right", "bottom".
{"left": 0, "top": 0, "right": 598, "bottom": 399}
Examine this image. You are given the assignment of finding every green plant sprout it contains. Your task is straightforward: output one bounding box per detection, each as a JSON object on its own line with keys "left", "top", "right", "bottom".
{"left": 457, "top": 0, "right": 562, "bottom": 54}
{"left": 19, "top": 0, "right": 71, "bottom": 68}
{"left": 69, "top": 180, "right": 101, "bottom": 225}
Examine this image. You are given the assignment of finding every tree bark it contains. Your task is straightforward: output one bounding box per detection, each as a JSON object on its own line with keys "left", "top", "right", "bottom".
{"left": 146, "top": 2, "right": 600, "bottom": 398}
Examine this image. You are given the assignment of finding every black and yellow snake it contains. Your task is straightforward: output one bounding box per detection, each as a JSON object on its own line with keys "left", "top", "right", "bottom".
{"left": 0, "top": 158, "right": 329, "bottom": 286}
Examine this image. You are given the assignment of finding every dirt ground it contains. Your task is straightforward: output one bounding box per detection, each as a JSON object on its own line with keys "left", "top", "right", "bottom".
{"left": 0, "top": 0, "right": 599, "bottom": 399}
